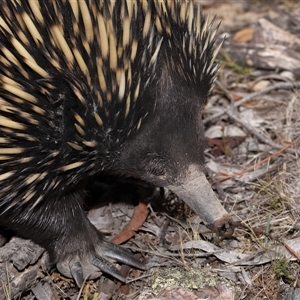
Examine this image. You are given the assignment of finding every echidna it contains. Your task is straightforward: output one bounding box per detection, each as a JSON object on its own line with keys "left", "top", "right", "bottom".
{"left": 0, "top": 0, "right": 233, "bottom": 286}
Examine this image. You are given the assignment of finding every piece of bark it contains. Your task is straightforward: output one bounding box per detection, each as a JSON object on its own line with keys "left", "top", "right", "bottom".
{"left": 32, "top": 282, "right": 55, "bottom": 300}
{"left": 221, "top": 17, "right": 300, "bottom": 76}
{"left": 222, "top": 41, "right": 300, "bottom": 76}
{"left": 253, "top": 18, "right": 300, "bottom": 51}
{"left": 0, "top": 237, "right": 47, "bottom": 300}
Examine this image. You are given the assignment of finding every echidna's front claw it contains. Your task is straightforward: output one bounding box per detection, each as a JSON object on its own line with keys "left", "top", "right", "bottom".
{"left": 57, "top": 240, "right": 145, "bottom": 287}
{"left": 100, "top": 240, "right": 146, "bottom": 270}
{"left": 91, "top": 254, "right": 126, "bottom": 282}
{"left": 69, "top": 261, "right": 84, "bottom": 287}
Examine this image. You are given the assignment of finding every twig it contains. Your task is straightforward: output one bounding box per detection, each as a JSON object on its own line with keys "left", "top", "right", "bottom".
{"left": 226, "top": 108, "right": 300, "bottom": 156}
{"left": 215, "top": 79, "right": 235, "bottom": 105}
{"left": 204, "top": 81, "right": 300, "bottom": 124}
{"left": 207, "top": 80, "right": 300, "bottom": 156}
{"left": 212, "top": 136, "right": 300, "bottom": 184}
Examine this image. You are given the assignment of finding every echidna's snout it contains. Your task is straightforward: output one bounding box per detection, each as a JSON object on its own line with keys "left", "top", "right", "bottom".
{"left": 167, "top": 165, "right": 234, "bottom": 236}
{"left": 119, "top": 98, "right": 234, "bottom": 236}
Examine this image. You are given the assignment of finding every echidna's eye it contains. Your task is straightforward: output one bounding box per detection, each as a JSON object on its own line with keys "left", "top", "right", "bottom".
{"left": 148, "top": 166, "right": 166, "bottom": 177}
{"left": 140, "top": 154, "right": 170, "bottom": 180}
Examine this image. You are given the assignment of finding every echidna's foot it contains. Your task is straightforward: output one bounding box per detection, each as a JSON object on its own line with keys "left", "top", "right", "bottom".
{"left": 57, "top": 240, "right": 146, "bottom": 287}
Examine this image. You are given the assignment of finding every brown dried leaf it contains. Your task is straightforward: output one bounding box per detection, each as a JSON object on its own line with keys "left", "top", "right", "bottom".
{"left": 233, "top": 27, "right": 254, "bottom": 42}
{"left": 112, "top": 202, "right": 149, "bottom": 245}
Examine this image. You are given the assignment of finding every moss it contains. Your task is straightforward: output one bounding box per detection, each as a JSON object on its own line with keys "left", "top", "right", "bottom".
{"left": 150, "top": 267, "right": 239, "bottom": 295}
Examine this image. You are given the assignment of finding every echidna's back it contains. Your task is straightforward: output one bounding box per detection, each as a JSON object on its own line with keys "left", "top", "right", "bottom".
{"left": 0, "top": 0, "right": 164, "bottom": 209}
